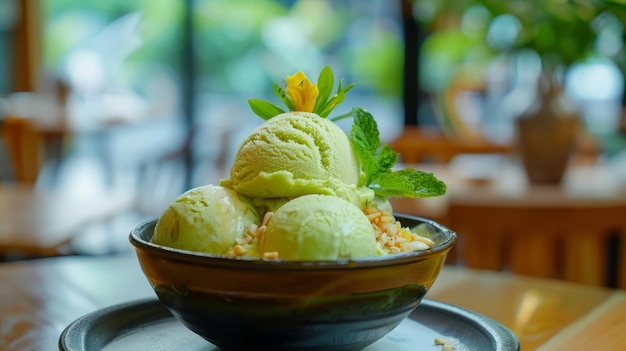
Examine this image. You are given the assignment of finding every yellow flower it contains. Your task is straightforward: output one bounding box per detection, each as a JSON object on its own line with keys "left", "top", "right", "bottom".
{"left": 285, "top": 71, "right": 319, "bottom": 112}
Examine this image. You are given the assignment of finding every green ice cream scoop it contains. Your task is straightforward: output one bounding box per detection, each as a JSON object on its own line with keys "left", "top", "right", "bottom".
{"left": 221, "top": 112, "right": 360, "bottom": 200}
{"left": 261, "top": 194, "right": 377, "bottom": 260}
{"left": 152, "top": 184, "right": 259, "bottom": 255}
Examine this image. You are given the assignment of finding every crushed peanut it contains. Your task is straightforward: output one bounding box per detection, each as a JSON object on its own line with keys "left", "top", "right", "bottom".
{"left": 248, "top": 224, "right": 259, "bottom": 236}
{"left": 225, "top": 205, "right": 435, "bottom": 259}
{"left": 235, "top": 236, "right": 252, "bottom": 246}
{"left": 363, "top": 205, "right": 435, "bottom": 255}
{"left": 232, "top": 244, "right": 247, "bottom": 255}
{"left": 261, "top": 211, "right": 273, "bottom": 226}
{"left": 263, "top": 251, "right": 278, "bottom": 259}
{"left": 226, "top": 211, "right": 274, "bottom": 259}
{"left": 434, "top": 337, "right": 456, "bottom": 351}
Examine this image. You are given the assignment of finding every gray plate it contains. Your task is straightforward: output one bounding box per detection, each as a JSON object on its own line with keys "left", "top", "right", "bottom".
{"left": 58, "top": 299, "right": 520, "bottom": 351}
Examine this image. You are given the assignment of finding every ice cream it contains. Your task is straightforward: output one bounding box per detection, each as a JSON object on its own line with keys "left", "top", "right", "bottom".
{"left": 261, "top": 194, "right": 377, "bottom": 260}
{"left": 152, "top": 185, "right": 260, "bottom": 255}
{"left": 151, "top": 66, "right": 447, "bottom": 261}
{"left": 220, "top": 111, "right": 366, "bottom": 207}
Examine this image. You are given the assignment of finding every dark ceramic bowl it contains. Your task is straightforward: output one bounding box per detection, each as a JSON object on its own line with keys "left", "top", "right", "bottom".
{"left": 129, "top": 214, "right": 456, "bottom": 351}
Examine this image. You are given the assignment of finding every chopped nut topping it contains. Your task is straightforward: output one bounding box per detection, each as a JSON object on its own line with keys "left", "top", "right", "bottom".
{"left": 235, "top": 235, "right": 253, "bottom": 246}
{"left": 263, "top": 251, "right": 278, "bottom": 259}
{"left": 434, "top": 337, "right": 456, "bottom": 351}
{"left": 364, "top": 205, "right": 435, "bottom": 255}
{"left": 225, "top": 205, "right": 435, "bottom": 259}
{"left": 262, "top": 211, "right": 273, "bottom": 226}
{"left": 225, "top": 212, "right": 275, "bottom": 259}
{"left": 232, "top": 244, "right": 247, "bottom": 255}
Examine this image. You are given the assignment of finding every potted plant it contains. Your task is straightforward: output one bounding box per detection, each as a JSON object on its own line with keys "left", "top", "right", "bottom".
{"left": 413, "top": 0, "right": 626, "bottom": 184}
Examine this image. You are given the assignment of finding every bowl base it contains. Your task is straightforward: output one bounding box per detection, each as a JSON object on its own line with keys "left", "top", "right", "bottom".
{"left": 156, "top": 284, "right": 427, "bottom": 351}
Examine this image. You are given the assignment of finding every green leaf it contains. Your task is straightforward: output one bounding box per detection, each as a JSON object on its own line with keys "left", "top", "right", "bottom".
{"left": 348, "top": 106, "right": 447, "bottom": 198}
{"left": 319, "top": 98, "right": 339, "bottom": 117}
{"left": 273, "top": 83, "right": 295, "bottom": 111}
{"left": 313, "top": 66, "right": 334, "bottom": 115}
{"left": 340, "top": 82, "right": 355, "bottom": 94}
{"left": 319, "top": 83, "right": 356, "bottom": 118}
{"left": 350, "top": 107, "right": 380, "bottom": 153}
{"left": 351, "top": 140, "right": 378, "bottom": 185}
{"left": 349, "top": 107, "right": 381, "bottom": 184}
{"left": 370, "top": 169, "right": 447, "bottom": 198}
{"left": 248, "top": 99, "right": 285, "bottom": 120}
{"left": 376, "top": 145, "right": 398, "bottom": 175}
{"left": 328, "top": 111, "right": 353, "bottom": 122}
{"left": 368, "top": 172, "right": 414, "bottom": 197}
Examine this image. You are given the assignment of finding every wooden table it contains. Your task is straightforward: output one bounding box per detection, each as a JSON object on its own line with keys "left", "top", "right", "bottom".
{"left": 390, "top": 156, "right": 626, "bottom": 288}
{"left": 0, "top": 185, "right": 134, "bottom": 259}
{"left": 1, "top": 253, "right": 624, "bottom": 351}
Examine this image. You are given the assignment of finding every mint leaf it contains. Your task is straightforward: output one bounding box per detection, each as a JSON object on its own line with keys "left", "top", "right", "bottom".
{"left": 368, "top": 172, "right": 414, "bottom": 197}
{"left": 248, "top": 99, "right": 284, "bottom": 120}
{"left": 273, "top": 83, "right": 295, "bottom": 111}
{"left": 371, "top": 169, "right": 447, "bottom": 198}
{"left": 350, "top": 107, "right": 380, "bottom": 154}
{"left": 313, "top": 66, "right": 334, "bottom": 115}
{"left": 376, "top": 144, "right": 398, "bottom": 174}
{"left": 349, "top": 107, "right": 380, "bottom": 183}
{"left": 349, "top": 106, "right": 446, "bottom": 198}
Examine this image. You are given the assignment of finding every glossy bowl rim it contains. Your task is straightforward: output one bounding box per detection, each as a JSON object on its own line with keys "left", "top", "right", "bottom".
{"left": 129, "top": 213, "right": 456, "bottom": 271}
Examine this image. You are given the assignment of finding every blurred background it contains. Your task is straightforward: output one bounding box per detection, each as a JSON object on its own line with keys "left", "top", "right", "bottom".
{"left": 1, "top": 0, "right": 626, "bottom": 286}
{"left": 2, "top": 0, "right": 410, "bottom": 203}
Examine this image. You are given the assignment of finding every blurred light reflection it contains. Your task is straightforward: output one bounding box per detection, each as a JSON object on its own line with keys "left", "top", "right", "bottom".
{"left": 513, "top": 290, "right": 541, "bottom": 336}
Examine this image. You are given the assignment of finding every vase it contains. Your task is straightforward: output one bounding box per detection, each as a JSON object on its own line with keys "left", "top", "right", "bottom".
{"left": 515, "top": 79, "right": 579, "bottom": 185}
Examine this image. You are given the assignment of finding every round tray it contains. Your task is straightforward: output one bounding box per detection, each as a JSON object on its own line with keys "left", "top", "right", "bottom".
{"left": 59, "top": 298, "right": 520, "bottom": 351}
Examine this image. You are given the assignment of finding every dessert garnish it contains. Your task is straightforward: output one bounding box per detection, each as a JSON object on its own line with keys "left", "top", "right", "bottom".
{"left": 249, "top": 66, "right": 446, "bottom": 199}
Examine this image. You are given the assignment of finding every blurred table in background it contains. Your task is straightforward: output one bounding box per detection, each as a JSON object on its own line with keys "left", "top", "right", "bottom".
{"left": 1, "top": 254, "right": 625, "bottom": 351}
{"left": 391, "top": 154, "right": 626, "bottom": 289}
{"left": 0, "top": 184, "right": 133, "bottom": 259}
{"left": 390, "top": 126, "right": 514, "bottom": 164}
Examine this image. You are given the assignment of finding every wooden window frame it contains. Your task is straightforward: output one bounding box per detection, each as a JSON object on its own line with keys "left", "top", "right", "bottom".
{"left": 12, "top": 0, "right": 40, "bottom": 92}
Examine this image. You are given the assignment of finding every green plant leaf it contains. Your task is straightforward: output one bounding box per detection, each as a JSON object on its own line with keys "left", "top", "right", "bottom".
{"left": 319, "top": 82, "right": 356, "bottom": 118}
{"left": 370, "top": 169, "right": 447, "bottom": 198}
{"left": 349, "top": 106, "right": 446, "bottom": 198}
{"left": 368, "top": 172, "right": 414, "bottom": 197}
{"left": 313, "top": 66, "right": 334, "bottom": 115}
{"left": 273, "top": 83, "right": 295, "bottom": 111}
{"left": 248, "top": 99, "right": 285, "bottom": 120}
{"left": 318, "top": 100, "right": 338, "bottom": 118}
{"left": 376, "top": 144, "right": 398, "bottom": 175}
{"left": 328, "top": 111, "right": 353, "bottom": 122}
{"left": 341, "top": 82, "right": 355, "bottom": 94}
{"left": 349, "top": 107, "right": 380, "bottom": 184}
{"left": 350, "top": 107, "right": 380, "bottom": 153}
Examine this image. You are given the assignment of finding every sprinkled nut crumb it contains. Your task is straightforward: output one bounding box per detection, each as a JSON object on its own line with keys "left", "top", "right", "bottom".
{"left": 263, "top": 251, "right": 278, "bottom": 259}
{"left": 262, "top": 211, "right": 273, "bottom": 225}
{"left": 226, "top": 212, "right": 275, "bottom": 259}
{"left": 364, "top": 205, "right": 436, "bottom": 255}
{"left": 235, "top": 235, "right": 253, "bottom": 246}
{"left": 232, "top": 244, "right": 247, "bottom": 255}
{"left": 226, "top": 205, "right": 435, "bottom": 259}
{"left": 248, "top": 224, "right": 259, "bottom": 236}
{"left": 434, "top": 337, "right": 456, "bottom": 351}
